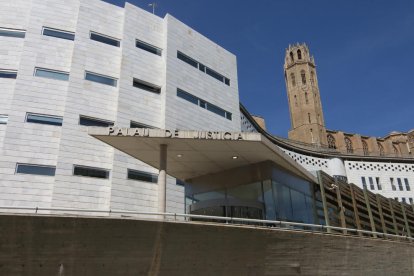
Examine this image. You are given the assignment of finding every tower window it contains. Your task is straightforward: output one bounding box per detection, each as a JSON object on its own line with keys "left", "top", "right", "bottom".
{"left": 301, "top": 70, "right": 306, "bottom": 84}
{"left": 305, "top": 92, "right": 309, "bottom": 104}
{"left": 311, "top": 71, "right": 315, "bottom": 85}
{"left": 308, "top": 113, "right": 311, "bottom": 123}
{"left": 290, "top": 73, "right": 296, "bottom": 87}
{"left": 377, "top": 142, "right": 385, "bottom": 156}
{"left": 294, "top": 95, "right": 298, "bottom": 106}
{"left": 362, "top": 140, "right": 369, "bottom": 155}
{"left": 290, "top": 52, "right": 294, "bottom": 62}
{"left": 344, "top": 137, "right": 353, "bottom": 153}
{"left": 297, "top": 49, "right": 302, "bottom": 60}
{"left": 327, "top": 134, "right": 336, "bottom": 149}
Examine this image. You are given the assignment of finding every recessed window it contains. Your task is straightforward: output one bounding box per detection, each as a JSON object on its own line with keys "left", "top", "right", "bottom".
{"left": 130, "top": 121, "right": 154, "bottom": 128}
{"left": 90, "top": 31, "right": 120, "bottom": 47}
{"left": 376, "top": 177, "right": 382, "bottom": 190}
{"left": 127, "top": 169, "right": 158, "bottom": 183}
{"left": 361, "top": 177, "right": 367, "bottom": 189}
{"left": 177, "top": 51, "right": 230, "bottom": 86}
{"left": 177, "top": 88, "right": 232, "bottom": 120}
{"left": 176, "top": 179, "right": 185, "bottom": 186}
{"left": 369, "top": 177, "right": 375, "bottom": 190}
{"left": 26, "top": 113, "right": 63, "bottom": 126}
{"left": 79, "top": 115, "right": 113, "bottom": 127}
{"left": 73, "top": 165, "right": 109, "bottom": 179}
{"left": 0, "top": 27, "right": 25, "bottom": 38}
{"left": 0, "top": 115, "right": 8, "bottom": 124}
{"left": 34, "top": 67, "right": 69, "bottom": 81}
{"left": 85, "top": 71, "right": 117, "bottom": 87}
{"left": 0, "top": 70, "right": 17, "bottom": 79}
{"left": 390, "top": 177, "right": 396, "bottom": 191}
{"left": 16, "top": 163, "right": 56, "bottom": 176}
{"left": 405, "top": 178, "right": 411, "bottom": 191}
{"left": 42, "top": 27, "right": 75, "bottom": 41}
{"left": 397, "top": 178, "right": 404, "bottom": 191}
{"left": 136, "top": 39, "right": 161, "bottom": 56}
{"left": 133, "top": 78, "right": 161, "bottom": 94}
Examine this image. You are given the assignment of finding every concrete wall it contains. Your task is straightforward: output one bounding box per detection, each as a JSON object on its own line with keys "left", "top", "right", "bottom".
{"left": 1, "top": 214, "right": 413, "bottom": 275}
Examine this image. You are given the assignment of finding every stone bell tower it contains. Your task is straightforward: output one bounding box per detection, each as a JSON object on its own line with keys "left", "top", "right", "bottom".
{"left": 284, "top": 43, "right": 327, "bottom": 145}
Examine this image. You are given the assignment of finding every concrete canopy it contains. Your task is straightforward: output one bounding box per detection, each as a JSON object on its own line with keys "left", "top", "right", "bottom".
{"left": 89, "top": 127, "right": 316, "bottom": 183}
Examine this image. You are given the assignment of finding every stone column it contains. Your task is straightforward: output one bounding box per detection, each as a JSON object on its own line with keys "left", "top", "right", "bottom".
{"left": 158, "top": 144, "right": 167, "bottom": 214}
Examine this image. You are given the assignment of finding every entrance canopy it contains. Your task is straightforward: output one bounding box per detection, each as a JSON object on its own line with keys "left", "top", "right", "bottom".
{"left": 89, "top": 127, "right": 316, "bottom": 183}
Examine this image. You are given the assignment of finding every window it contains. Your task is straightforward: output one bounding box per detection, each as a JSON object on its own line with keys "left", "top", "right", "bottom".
{"left": 73, "top": 165, "right": 109, "bottom": 179}
{"left": 308, "top": 113, "right": 311, "bottom": 123}
{"left": 297, "top": 49, "right": 302, "bottom": 60}
{"left": 362, "top": 140, "right": 369, "bottom": 156}
{"left": 393, "top": 145, "right": 399, "bottom": 156}
{"left": 397, "top": 178, "right": 403, "bottom": 191}
{"left": 0, "top": 70, "right": 17, "bottom": 79}
{"left": 378, "top": 142, "right": 385, "bottom": 156}
{"left": 136, "top": 39, "right": 161, "bottom": 56}
{"left": 90, "top": 31, "right": 120, "bottom": 47}
{"left": 16, "top": 163, "right": 55, "bottom": 176}
{"left": 327, "top": 134, "right": 336, "bottom": 149}
{"left": 26, "top": 113, "right": 63, "bottom": 126}
{"left": 410, "top": 198, "right": 413, "bottom": 204}
{"left": 402, "top": 198, "right": 407, "bottom": 203}
{"left": 405, "top": 178, "right": 411, "bottom": 191}
{"left": 79, "top": 115, "right": 113, "bottom": 127}
{"left": 42, "top": 27, "right": 74, "bottom": 41}
{"left": 361, "top": 177, "right": 367, "bottom": 189}
{"left": 127, "top": 169, "right": 158, "bottom": 183}
{"left": 290, "top": 73, "right": 296, "bottom": 87}
{"left": 305, "top": 92, "right": 309, "bottom": 104}
{"left": 0, "top": 115, "right": 8, "bottom": 124}
{"left": 85, "top": 71, "right": 117, "bottom": 87}
{"left": 344, "top": 137, "right": 353, "bottom": 153}
{"left": 133, "top": 78, "right": 161, "bottom": 94}
{"left": 369, "top": 177, "right": 375, "bottom": 190}
{"left": 301, "top": 70, "right": 306, "bottom": 84}
{"left": 294, "top": 95, "right": 298, "bottom": 106}
{"left": 376, "top": 177, "right": 382, "bottom": 190}
{"left": 0, "top": 27, "right": 25, "bottom": 38}
{"left": 310, "top": 71, "right": 315, "bottom": 85}
{"left": 176, "top": 179, "right": 185, "bottom": 186}
{"left": 394, "top": 197, "right": 398, "bottom": 201}
{"left": 177, "top": 88, "right": 232, "bottom": 120}
{"left": 289, "top": 52, "right": 294, "bottom": 62}
{"left": 177, "top": 51, "right": 230, "bottom": 86}
{"left": 390, "top": 177, "right": 396, "bottom": 191}
{"left": 34, "top": 67, "right": 69, "bottom": 81}
{"left": 130, "top": 121, "right": 154, "bottom": 128}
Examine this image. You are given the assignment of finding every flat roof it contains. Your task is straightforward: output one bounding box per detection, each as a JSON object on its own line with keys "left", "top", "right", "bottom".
{"left": 89, "top": 127, "right": 317, "bottom": 183}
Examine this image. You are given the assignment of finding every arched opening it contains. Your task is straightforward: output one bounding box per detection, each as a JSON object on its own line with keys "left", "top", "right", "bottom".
{"left": 377, "top": 143, "right": 385, "bottom": 156}
{"left": 393, "top": 145, "right": 399, "bottom": 156}
{"left": 362, "top": 140, "right": 369, "bottom": 155}
{"left": 327, "top": 134, "right": 336, "bottom": 149}
{"left": 290, "top": 52, "right": 294, "bottom": 62}
{"left": 345, "top": 137, "right": 353, "bottom": 153}
{"left": 290, "top": 73, "right": 296, "bottom": 87}
{"left": 301, "top": 70, "right": 306, "bottom": 85}
{"left": 310, "top": 71, "right": 315, "bottom": 85}
{"left": 297, "top": 49, "right": 302, "bottom": 60}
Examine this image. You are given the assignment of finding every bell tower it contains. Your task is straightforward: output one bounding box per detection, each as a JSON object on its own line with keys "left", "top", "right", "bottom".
{"left": 284, "top": 43, "right": 327, "bottom": 145}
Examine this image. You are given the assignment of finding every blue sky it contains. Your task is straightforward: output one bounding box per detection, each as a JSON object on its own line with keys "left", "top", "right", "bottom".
{"left": 105, "top": 0, "right": 414, "bottom": 137}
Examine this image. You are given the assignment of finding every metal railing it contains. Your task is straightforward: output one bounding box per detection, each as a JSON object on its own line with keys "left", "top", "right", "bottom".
{"left": 0, "top": 206, "right": 412, "bottom": 242}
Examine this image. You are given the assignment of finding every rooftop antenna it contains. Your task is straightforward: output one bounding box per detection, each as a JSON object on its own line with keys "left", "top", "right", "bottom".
{"left": 148, "top": 2, "right": 157, "bottom": 14}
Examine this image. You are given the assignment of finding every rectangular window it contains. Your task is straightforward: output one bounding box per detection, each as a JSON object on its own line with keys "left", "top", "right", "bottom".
{"left": 206, "top": 67, "right": 224, "bottom": 82}
{"left": 26, "top": 113, "right": 63, "bottom": 126}
{"left": 127, "top": 169, "right": 158, "bottom": 183}
{"left": 176, "top": 88, "right": 232, "bottom": 120}
{"left": 34, "top": 67, "right": 69, "bottom": 81}
{"left": 402, "top": 198, "right": 407, "bottom": 203}
{"left": 133, "top": 78, "right": 161, "bottom": 94}
{"left": 361, "top": 177, "right": 367, "bottom": 189}
{"left": 405, "top": 178, "right": 411, "bottom": 191}
{"left": 397, "top": 178, "right": 404, "bottom": 191}
{"left": 90, "top": 31, "right": 120, "bottom": 47}
{"left": 394, "top": 197, "right": 398, "bottom": 201}
{"left": 79, "top": 115, "right": 113, "bottom": 127}
{"left": 0, "top": 115, "right": 8, "bottom": 124}
{"left": 176, "top": 179, "right": 185, "bottom": 186}
{"left": 0, "top": 27, "right": 25, "bottom": 38}
{"left": 130, "top": 121, "right": 154, "bottom": 128}
{"left": 410, "top": 198, "right": 413, "bottom": 204}
{"left": 42, "top": 27, "right": 75, "bottom": 41}
{"left": 16, "top": 163, "right": 55, "bottom": 176}
{"left": 375, "top": 177, "right": 382, "bottom": 190}
{"left": 85, "top": 71, "right": 117, "bottom": 87}
{"left": 177, "top": 51, "right": 198, "bottom": 68}
{"left": 0, "top": 69, "right": 17, "bottom": 79}
{"left": 73, "top": 165, "right": 109, "bottom": 179}
{"left": 390, "top": 177, "right": 396, "bottom": 191}
{"left": 136, "top": 39, "right": 161, "bottom": 56}
{"left": 368, "top": 177, "right": 374, "bottom": 190}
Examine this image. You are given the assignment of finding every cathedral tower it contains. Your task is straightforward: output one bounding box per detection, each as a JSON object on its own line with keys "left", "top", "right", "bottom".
{"left": 284, "top": 43, "right": 327, "bottom": 145}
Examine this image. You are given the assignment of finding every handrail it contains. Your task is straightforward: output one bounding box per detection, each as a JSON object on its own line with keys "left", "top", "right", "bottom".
{"left": 0, "top": 206, "right": 412, "bottom": 242}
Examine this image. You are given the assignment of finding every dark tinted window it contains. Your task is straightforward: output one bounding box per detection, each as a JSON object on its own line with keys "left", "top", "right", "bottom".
{"left": 85, "top": 71, "right": 117, "bottom": 87}
{"left": 128, "top": 169, "right": 158, "bottom": 183}
{"left": 136, "top": 39, "right": 161, "bottom": 56}
{"left": 79, "top": 116, "right": 113, "bottom": 127}
{"left": 0, "top": 115, "right": 7, "bottom": 124}
{"left": 74, "top": 165, "right": 109, "bottom": 179}
{"left": 26, "top": 113, "right": 63, "bottom": 126}
{"left": 177, "top": 89, "right": 199, "bottom": 105}
{"left": 42, "top": 27, "right": 75, "bottom": 41}
{"left": 34, "top": 68, "right": 69, "bottom": 81}
{"left": 177, "top": 51, "right": 198, "bottom": 68}
{"left": 16, "top": 164, "right": 56, "bottom": 176}
{"left": 0, "top": 70, "right": 17, "bottom": 79}
{"left": 0, "top": 28, "right": 25, "bottom": 38}
{"left": 206, "top": 67, "right": 224, "bottom": 82}
{"left": 133, "top": 78, "right": 161, "bottom": 94}
{"left": 130, "top": 121, "right": 154, "bottom": 128}
{"left": 90, "top": 32, "right": 120, "bottom": 47}
{"left": 207, "top": 103, "right": 226, "bottom": 117}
